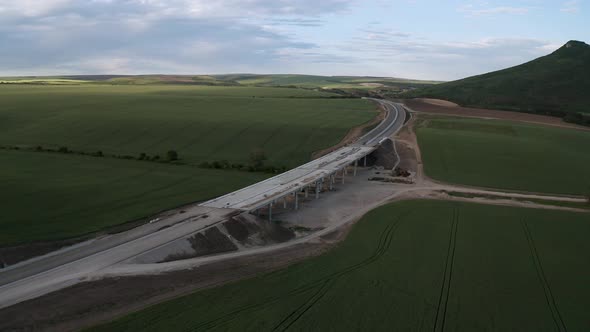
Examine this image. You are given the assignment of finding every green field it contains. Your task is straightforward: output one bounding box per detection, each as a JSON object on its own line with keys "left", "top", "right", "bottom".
{"left": 0, "top": 74, "right": 440, "bottom": 91}
{"left": 0, "top": 150, "right": 265, "bottom": 246}
{"left": 0, "top": 85, "right": 376, "bottom": 245}
{"left": 417, "top": 117, "right": 590, "bottom": 195}
{"left": 0, "top": 85, "right": 375, "bottom": 168}
{"left": 88, "top": 200, "right": 590, "bottom": 331}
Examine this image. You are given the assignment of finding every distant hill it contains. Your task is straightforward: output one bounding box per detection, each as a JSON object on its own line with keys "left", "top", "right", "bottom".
{"left": 405, "top": 40, "right": 590, "bottom": 126}
{"left": 0, "top": 74, "right": 438, "bottom": 93}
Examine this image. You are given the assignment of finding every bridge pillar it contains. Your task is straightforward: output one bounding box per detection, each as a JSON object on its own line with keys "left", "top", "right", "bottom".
{"left": 294, "top": 191, "right": 299, "bottom": 210}
{"left": 283, "top": 197, "right": 287, "bottom": 209}
{"left": 363, "top": 156, "right": 367, "bottom": 167}
{"left": 354, "top": 160, "right": 358, "bottom": 176}
{"left": 268, "top": 203, "right": 272, "bottom": 222}
{"left": 341, "top": 169, "right": 345, "bottom": 184}
{"left": 315, "top": 181, "right": 320, "bottom": 199}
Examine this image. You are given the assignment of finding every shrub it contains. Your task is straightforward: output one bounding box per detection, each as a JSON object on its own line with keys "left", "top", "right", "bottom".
{"left": 167, "top": 150, "right": 179, "bottom": 161}
{"left": 249, "top": 148, "right": 267, "bottom": 169}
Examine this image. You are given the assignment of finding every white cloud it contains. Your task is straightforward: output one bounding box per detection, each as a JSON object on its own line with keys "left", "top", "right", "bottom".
{"left": 560, "top": 0, "right": 580, "bottom": 13}
{"left": 0, "top": 0, "right": 72, "bottom": 17}
{"left": 458, "top": 4, "right": 530, "bottom": 17}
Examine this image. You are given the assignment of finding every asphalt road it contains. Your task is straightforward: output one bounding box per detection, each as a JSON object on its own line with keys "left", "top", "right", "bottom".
{"left": 201, "top": 99, "right": 406, "bottom": 211}
{"left": 0, "top": 99, "right": 406, "bottom": 310}
{"left": 356, "top": 99, "right": 406, "bottom": 145}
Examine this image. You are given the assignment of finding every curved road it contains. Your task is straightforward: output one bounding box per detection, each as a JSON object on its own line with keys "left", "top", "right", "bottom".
{"left": 0, "top": 99, "right": 406, "bottom": 310}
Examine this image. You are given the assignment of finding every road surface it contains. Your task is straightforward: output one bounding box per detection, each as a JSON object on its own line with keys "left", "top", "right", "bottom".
{"left": 201, "top": 99, "right": 406, "bottom": 211}
{"left": 0, "top": 99, "right": 405, "bottom": 309}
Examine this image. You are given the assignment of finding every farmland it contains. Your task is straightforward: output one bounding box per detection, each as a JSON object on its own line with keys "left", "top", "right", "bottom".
{"left": 416, "top": 117, "right": 590, "bottom": 195}
{"left": 0, "top": 85, "right": 376, "bottom": 168}
{"left": 87, "top": 200, "right": 590, "bottom": 331}
{"left": 0, "top": 85, "right": 375, "bottom": 245}
{"left": 0, "top": 149, "right": 266, "bottom": 246}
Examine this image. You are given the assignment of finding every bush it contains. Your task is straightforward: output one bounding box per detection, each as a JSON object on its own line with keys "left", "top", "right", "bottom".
{"left": 167, "top": 150, "right": 179, "bottom": 161}
{"left": 58, "top": 146, "right": 69, "bottom": 153}
{"left": 249, "top": 148, "right": 267, "bottom": 169}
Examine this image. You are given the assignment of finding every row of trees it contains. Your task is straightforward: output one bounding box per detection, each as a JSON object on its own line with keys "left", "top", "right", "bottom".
{"left": 198, "top": 149, "right": 287, "bottom": 174}
{"left": 3, "top": 144, "right": 290, "bottom": 175}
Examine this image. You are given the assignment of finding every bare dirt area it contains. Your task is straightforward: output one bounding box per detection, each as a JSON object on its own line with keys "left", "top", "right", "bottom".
{"left": 0, "top": 234, "right": 347, "bottom": 332}
{"left": 404, "top": 98, "right": 589, "bottom": 131}
{"left": 418, "top": 98, "right": 459, "bottom": 107}
{"left": 312, "top": 103, "right": 385, "bottom": 159}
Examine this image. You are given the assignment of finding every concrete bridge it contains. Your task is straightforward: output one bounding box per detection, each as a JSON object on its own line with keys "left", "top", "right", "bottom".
{"left": 200, "top": 99, "right": 407, "bottom": 220}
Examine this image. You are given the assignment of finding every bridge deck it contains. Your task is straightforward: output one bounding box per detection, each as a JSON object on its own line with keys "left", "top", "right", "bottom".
{"left": 200, "top": 145, "right": 375, "bottom": 210}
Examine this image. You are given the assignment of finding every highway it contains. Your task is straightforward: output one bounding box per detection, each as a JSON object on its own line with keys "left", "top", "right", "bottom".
{"left": 201, "top": 99, "right": 406, "bottom": 211}
{"left": 0, "top": 99, "right": 406, "bottom": 310}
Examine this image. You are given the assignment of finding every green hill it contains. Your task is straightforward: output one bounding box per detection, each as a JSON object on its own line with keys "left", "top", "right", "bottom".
{"left": 405, "top": 40, "right": 590, "bottom": 126}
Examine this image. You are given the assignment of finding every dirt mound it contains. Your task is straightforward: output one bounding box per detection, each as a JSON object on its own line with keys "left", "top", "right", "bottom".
{"left": 224, "top": 215, "right": 294, "bottom": 246}
{"left": 368, "top": 139, "right": 398, "bottom": 170}
{"left": 133, "top": 214, "right": 296, "bottom": 264}
{"left": 418, "top": 98, "right": 459, "bottom": 107}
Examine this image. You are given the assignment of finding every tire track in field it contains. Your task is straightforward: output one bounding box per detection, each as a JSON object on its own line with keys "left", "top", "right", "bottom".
{"left": 193, "top": 213, "right": 407, "bottom": 331}
{"left": 272, "top": 279, "right": 333, "bottom": 332}
{"left": 271, "top": 216, "right": 404, "bottom": 331}
{"left": 521, "top": 219, "right": 568, "bottom": 332}
{"left": 433, "top": 208, "right": 459, "bottom": 332}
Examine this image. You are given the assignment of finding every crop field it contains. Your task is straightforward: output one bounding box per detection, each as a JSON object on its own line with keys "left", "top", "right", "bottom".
{"left": 416, "top": 117, "right": 590, "bottom": 195}
{"left": 0, "top": 85, "right": 374, "bottom": 246}
{"left": 87, "top": 200, "right": 590, "bottom": 331}
{"left": 0, "top": 85, "right": 375, "bottom": 168}
{"left": 0, "top": 150, "right": 266, "bottom": 246}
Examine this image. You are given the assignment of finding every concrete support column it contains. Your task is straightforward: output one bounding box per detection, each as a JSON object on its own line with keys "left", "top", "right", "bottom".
{"left": 363, "top": 156, "right": 367, "bottom": 167}
{"left": 283, "top": 197, "right": 287, "bottom": 209}
{"left": 268, "top": 203, "right": 273, "bottom": 222}
{"left": 354, "top": 160, "right": 358, "bottom": 176}
{"left": 305, "top": 186, "right": 309, "bottom": 199}
{"left": 341, "top": 169, "right": 345, "bottom": 184}
{"left": 329, "top": 174, "right": 334, "bottom": 190}
{"left": 294, "top": 192, "right": 299, "bottom": 210}
{"left": 315, "top": 181, "right": 320, "bottom": 199}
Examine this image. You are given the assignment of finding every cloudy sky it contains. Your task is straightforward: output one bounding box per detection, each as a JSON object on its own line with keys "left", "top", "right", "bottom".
{"left": 0, "top": 0, "right": 587, "bottom": 80}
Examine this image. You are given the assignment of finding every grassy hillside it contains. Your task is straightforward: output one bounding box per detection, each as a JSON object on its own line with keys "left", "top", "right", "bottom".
{"left": 416, "top": 117, "right": 590, "bottom": 195}
{"left": 406, "top": 40, "right": 590, "bottom": 125}
{"left": 87, "top": 200, "right": 590, "bottom": 332}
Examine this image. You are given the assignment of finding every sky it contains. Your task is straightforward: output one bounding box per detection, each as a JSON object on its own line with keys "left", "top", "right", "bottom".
{"left": 0, "top": 0, "right": 587, "bottom": 80}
